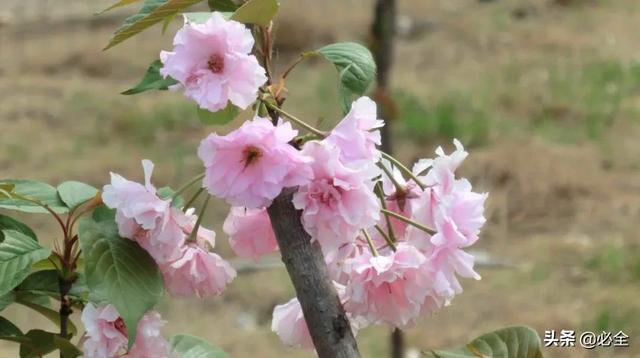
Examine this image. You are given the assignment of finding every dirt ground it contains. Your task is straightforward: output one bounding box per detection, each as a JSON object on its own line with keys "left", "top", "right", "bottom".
{"left": 1, "top": 0, "right": 639, "bottom": 357}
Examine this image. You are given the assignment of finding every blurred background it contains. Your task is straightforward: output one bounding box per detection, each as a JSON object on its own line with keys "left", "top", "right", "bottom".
{"left": 1, "top": 0, "right": 639, "bottom": 356}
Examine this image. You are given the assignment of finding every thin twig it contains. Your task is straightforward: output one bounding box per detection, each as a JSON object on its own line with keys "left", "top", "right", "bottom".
{"left": 374, "top": 224, "right": 396, "bottom": 251}
{"left": 361, "top": 229, "right": 379, "bottom": 257}
{"left": 264, "top": 102, "right": 328, "bottom": 137}
{"left": 374, "top": 182, "right": 397, "bottom": 244}
{"left": 172, "top": 173, "right": 205, "bottom": 201}
{"left": 381, "top": 152, "right": 426, "bottom": 189}
{"left": 380, "top": 209, "right": 435, "bottom": 235}
{"left": 182, "top": 187, "right": 205, "bottom": 212}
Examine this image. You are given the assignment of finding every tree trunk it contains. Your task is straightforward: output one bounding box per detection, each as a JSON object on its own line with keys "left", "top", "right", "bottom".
{"left": 372, "top": 0, "right": 396, "bottom": 154}
{"left": 267, "top": 188, "right": 361, "bottom": 358}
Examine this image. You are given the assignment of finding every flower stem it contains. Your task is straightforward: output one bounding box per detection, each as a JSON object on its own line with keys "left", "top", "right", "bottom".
{"left": 362, "top": 229, "right": 379, "bottom": 257}
{"left": 264, "top": 102, "right": 328, "bottom": 137}
{"left": 374, "top": 182, "right": 397, "bottom": 244}
{"left": 280, "top": 52, "right": 314, "bottom": 80}
{"left": 380, "top": 209, "right": 436, "bottom": 235}
{"left": 172, "top": 173, "right": 205, "bottom": 202}
{"left": 374, "top": 224, "right": 396, "bottom": 251}
{"left": 182, "top": 187, "right": 204, "bottom": 213}
{"left": 377, "top": 162, "right": 404, "bottom": 195}
{"left": 187, "top": 195, "right": 210, "bottom": 243}
{"left": 380, "top": 152, "right": 426, "bottom": 189}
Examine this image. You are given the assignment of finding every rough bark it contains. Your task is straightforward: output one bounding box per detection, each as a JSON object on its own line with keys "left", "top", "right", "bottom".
{"left": 267, "top": 188, "right": 360, "bottom": 358}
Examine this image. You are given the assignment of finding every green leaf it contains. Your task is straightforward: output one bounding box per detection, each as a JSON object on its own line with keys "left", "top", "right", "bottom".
{"left": 170, "top": 334, "right": 228, "bottom": 358}
{"left": 57, "top": 181, "right": 98, "bottom": 210}
{"left": 231, "top": 0, "right": 279, "bottom": 26}
{"left": 208, "top": 0, "right": 238, "bottom": 12}
{"left": 0, "top": 230, "right": 50, "bottom": 296}
{"left": 16, "top": 299, "right": 78, "bottom": 337}
{"left": 0, "top": 293, "right": 14, "bottom": 311}
{"left": 156, "top": 187, "right": 184, "bottom": 208}
{"left": 431, "top": 326, "right": 544, "bottom": 358}
{"left": 78, "top": 215, "right": 164, "bottom": 348}
{"left": 315, "top": 42, "right": 376, "bottom": 113}
{"left": 0, "top": 180, "right": 69, "bottom": 214}
{"left": 197, "top": 104, "right": 239, "bottom": 125}
{"left": 0, "top": 184, "right": 15, "bottom": 200}
{"left": 99, "top": 0, "right": 144, "bottom": 13}
{"left": 92, "top": 205, "right": 116, "bottom": 222}
{"left": 31, "top": 255, "right": 62, "bottom": 271}
{"left": 19, "top": 330, "right": 82, "bottom": 358}
{"left": 0, "top": 215, "right": 36, "bottom": 242}
{"left": 122, "top": 60, "right": 178, "bottom": 95}
{"left": 16, "top": 270, "right": 86, "bottom": 301}
{"left": 0, "top": 316, "right": 29, "bottom": 346}
{"left": 105, "top": 0, "right": 202, "bottom": 50}
{"left": 0, "top": 316, "right": 22, "bottom": 338}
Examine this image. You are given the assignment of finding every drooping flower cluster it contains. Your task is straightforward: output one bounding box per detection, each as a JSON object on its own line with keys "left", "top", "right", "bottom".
{"left": 271, "top": 135, "right": 487, "bottom": 347}
{"left": 81, "top": 304, "right": 171, "bottom": 358}
{"left": 160, "top": 12, "right": 267, "bottom": 112}
{"left": 103, "top": 160, "right": 236, "bottom": 299}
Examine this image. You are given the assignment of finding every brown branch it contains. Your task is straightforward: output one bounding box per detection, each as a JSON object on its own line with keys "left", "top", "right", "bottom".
{"left": 266, "top": 189, "right": 360, "bottom": 358}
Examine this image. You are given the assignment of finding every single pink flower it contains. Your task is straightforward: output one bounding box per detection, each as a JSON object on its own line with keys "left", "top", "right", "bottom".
{"left": 223, "top": 207, "right": 278, "bottom": 260}
{"left": 161, "top": 241, "right": 237, "bottom": 299}
{"left": 326, "top": 96, "right": 384, "bottom": 165}
{"left": 81, "top": 304, "right": 171, "bottom": 358}
{"left": 344, "top": 244, "right": 429, "bottom": 328}
{"left": 271, "top": 283, "right": 361, "bottom": 350}
{"left": 436, "top": 179, "right": 487, "bottom": 247}
{"left": 271, "top": 297, "right": 314, "bottom": 350}
{"left": 160, "top": 12, "right": 267, "bottom": 112}
{"left": 413, "top": 139, "right": 468, "bottom": 195}
{"left": 102, "top": 160, "right": 185, "bottom": 264}
{"left": 198, "top": 116, "right": 312, "bottom": 209}
{"left": 81, "top": 304, "right": 128, "bottom": 358}
{"left": 292, "top": 141, "right": 380, "bottom": 252}
{"left": 124, "top": 311, "right": 172, "bottom": 358}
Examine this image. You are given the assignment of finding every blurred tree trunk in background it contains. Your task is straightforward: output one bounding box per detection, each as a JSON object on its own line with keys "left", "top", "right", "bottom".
{"left": 371, "top": 1, "right": 404, "bottom": 358}
{"left": 372, "top": 0, "right": 396, "bottom": 155}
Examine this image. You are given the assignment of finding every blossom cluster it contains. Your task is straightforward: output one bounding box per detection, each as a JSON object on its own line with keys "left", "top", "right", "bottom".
{"left": 195, "top": 90, "right": 486, "bottom": 345}
{"left": 85, "top": 12, "right": 488, "bottom": 356}
{"left": 103, "top": 160, "right": 236, "bottom": 299}
{"left": 81, "top": 303, "right": 172, "bottom": 358}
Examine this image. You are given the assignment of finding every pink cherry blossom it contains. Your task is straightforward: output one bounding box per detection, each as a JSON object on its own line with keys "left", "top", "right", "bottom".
{"left": 161, "top": 240, "right": 237, "bottom": 299}
{"left": 125, "top": 311, "right": 172, "bottom": 358}
{"left": 102, "top": 160, "right": 184, "bottom": 264}
{"left": 81, "top": 304, "right": 128, "bottom": 358}
{"left": 223, "top": 207, "right": 278, "bottom": 260}
{"left": 326, "top": 96, "right": 384, "bottom": 164}
{"left": 413, "top": 139, "right": 468, "bottom": 195}
{"left": 81, "top": 304, "right": 171, "bottom": 358}
{"left": 160, "top": 12, "right": 266, "bottom": 112}
{"left": 436, "top": 179, "right": 487, "bottom": 246}
{"left": 271, "top": 283, "right": 362, "bottom": 350}
{"left": 198, "top": 116, "right": 312, "bottom": 209}
{"left": 344, "top": 244, "right": 429, "bottom": 328}
{"left": 379, "top": 159, "right": 423, "bottom": 237}
{"left": 271, "top": 297, "right": 314, "bottom": 350}
{"left": 292, "top": 141, "right": 380, "bottom": 252}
